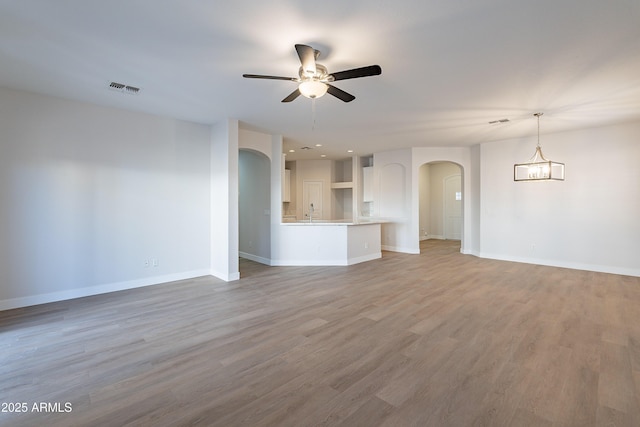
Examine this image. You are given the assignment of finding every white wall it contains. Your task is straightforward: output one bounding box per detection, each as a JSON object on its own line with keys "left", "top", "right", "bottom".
{"left": 0, "top": 87, "right": 212, "bottom": 309}
{"left": 480, "top": 120, "right": 640, "bottom": 276}
{"left": 269, "top": 139, "right": 284, "bottom": 266}
{"left": 210, "top": 119, "right": 239, "bottom": 281}
{"left": 469, "top": 144, "right": 482, "bottom": 256}
{"left": 374, "top": 148, "right": 415, "bottom": 253}
{"left": 418, "top": 164, "right": 431, "bottom": 240}
{"left": 273, "top": 223, "right": 381, "bottom": 266}
{"left": 239, "top": 128, "right": 274, "bottom": 161}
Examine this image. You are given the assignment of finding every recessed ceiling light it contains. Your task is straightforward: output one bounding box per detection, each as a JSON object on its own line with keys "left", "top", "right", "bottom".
{"left": 321, "top": 154, "right": 326, "bottom": 158}
{"left": 315, "top": 144, "right": 323, "bottom": 147}
{"left": 347, "top": 150, "right": 354, "bottom": 153}
{"left": 289, "top": 149, "right": 295, "bottom": 153}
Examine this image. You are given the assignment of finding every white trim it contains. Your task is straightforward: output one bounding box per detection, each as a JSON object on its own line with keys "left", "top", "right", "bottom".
{"left": 478, "top": 252, "right": 640, "bottom": 278}
{"left": 382, "top": 245, "right": 420, "bottom": 254}
{"left": 271, "top": 252, "right": 381, "bottom": 266}
{"left": 347, "top": 253, "right": 382, "bottom": 265}
{"left": 210, "top": 269, "right": 240, "bottom": 282}
{"left": 0, "top": 269, "right": 211, "bottom": 311}
{"left": 462, "top": 248, "right": 480, "bottom": 256}
{"left": 239, "top": 251, "right": 271, "bottom": 266}
{"left": 271, "top": 259, "right": 344, "bottom": 266}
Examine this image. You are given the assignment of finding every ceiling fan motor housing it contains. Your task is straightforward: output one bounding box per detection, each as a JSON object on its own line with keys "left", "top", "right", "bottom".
{"left": 298, "top": 64, "right": 333, "bottom": 82}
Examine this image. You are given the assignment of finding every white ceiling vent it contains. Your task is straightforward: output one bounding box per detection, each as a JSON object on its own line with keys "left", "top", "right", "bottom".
{"left": 108, "top": 81, "right": 141, "bottom": 95}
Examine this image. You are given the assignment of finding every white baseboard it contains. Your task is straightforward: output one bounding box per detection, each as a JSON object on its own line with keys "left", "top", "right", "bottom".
{"left": 210, "top": 269, "right": 240, "bottom": 282}
{"left": 347, "top": 253, "right": 382, "bottom": 265}
{"left": 0, "top": 269, "right": 212, "bottom": 311}
{"left": 271, "top": 252, "right": 381, "bottom": 266}
{"left": 462, "top": 248, "right": 481, "bottom": 256}
{"left": 271, "top": 259, "right": 347, "bottom": 266}
{"left": 478, "top": 252, "right": 640, "bottom": 278}
{"left": 239, "top": 251, "right": 271, "bottom": 266}
{"left": 381, "top": 245, "right": 420, "bottom": 254}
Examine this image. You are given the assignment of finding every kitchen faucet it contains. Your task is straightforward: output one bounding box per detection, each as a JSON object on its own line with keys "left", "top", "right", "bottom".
{"left": 309, "top": 203, "right": 314, "bottom": 223}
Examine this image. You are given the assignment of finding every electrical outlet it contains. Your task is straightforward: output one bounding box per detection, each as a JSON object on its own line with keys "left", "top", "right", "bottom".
{"left": 151, "top": 258, "right": 159, "bottom": 267}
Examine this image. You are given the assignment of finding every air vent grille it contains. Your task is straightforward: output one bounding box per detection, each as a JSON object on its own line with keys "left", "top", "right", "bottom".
{"left": 108, "top": 81, "right": 141, "bottom": 95}
{"left": 124, "top": 85, "right": 140, "bottom": 94}
{"left": 489, "top": 118, "right": 509, "bottom": 124}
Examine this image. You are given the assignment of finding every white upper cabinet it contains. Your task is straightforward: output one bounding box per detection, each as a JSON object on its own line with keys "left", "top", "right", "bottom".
{"left": 363, "top": 166, "right": 373, "bottom": 202}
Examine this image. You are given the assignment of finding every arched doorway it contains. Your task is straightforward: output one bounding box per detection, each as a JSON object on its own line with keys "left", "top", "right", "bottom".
{"left": 238, "top": 149, "right": 271, "bottom": 267}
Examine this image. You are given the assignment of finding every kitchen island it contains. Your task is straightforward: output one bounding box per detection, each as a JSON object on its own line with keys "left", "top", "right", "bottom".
{"left": 273, "top": 220, "right": 382, "bottom": 266}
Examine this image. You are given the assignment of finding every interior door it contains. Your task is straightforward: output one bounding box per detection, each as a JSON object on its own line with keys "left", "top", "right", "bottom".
{"left": 444, "top": 175, "right": 462, "bottom": 240}
{"left": 302, "top": 180, "right": 323, "bottom": 220}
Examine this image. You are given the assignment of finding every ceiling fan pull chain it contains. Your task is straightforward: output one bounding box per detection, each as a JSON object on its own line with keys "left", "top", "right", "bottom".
{"left": 311, "top": 97, "right": 316, "bottom": 130}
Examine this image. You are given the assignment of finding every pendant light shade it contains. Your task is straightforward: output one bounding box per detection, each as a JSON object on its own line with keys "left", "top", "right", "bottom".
{"left": 514, "top": 113, "right": 565, "bottom": 181}
{"left": 298, "top": 80, "right": 328, "bottom": 99}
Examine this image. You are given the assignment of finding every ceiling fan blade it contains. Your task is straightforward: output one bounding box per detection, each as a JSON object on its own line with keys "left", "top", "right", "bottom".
{"left": 327, "top": 85, "right": 355, "bottom": 103}
{"left": 295, "top": 44, "right": 318, "bottom": 75}
{"left": 243, "top": 74, "right": 297, "bottom": 81}
{"left": 281, "top": 89, "right": 301, "bottom": 103}
{"left": 330, "top": 65, "right": 382, "bottom": 81}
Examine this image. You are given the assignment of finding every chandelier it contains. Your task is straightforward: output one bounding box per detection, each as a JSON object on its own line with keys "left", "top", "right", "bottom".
{"left": 514, "top": 113, "right": 565, "bottom": 181}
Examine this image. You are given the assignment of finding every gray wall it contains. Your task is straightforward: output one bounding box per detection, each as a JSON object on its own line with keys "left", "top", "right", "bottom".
{"left": 0, "top": 87, "right": 212, "bottom": 308}
{"left": 239, "top": 149, "right": 271, "bottom": 264}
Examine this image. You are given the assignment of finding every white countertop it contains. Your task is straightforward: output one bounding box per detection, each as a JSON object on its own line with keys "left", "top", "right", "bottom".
{"left": 280, "top": 219, "right": 386, "bottom": 226}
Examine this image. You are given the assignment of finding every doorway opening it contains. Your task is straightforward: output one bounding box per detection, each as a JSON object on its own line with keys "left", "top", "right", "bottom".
{"left": 418, "top": 161, "right": 463, "bottom": 253}
{"left": 238, "top": 149, "right": 271, "bottom": 272}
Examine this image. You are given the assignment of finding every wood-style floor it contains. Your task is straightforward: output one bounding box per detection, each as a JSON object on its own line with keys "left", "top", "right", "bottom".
{"left": 1, "top": 240, "right": 640, "bottom": 426}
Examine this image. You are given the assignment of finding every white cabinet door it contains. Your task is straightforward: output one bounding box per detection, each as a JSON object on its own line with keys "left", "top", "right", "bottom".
{"left": 283, "top": 169, "right": 291, "bottom": 202}
{"left": 363, "top": 166, "right": 373, "bottom": 202}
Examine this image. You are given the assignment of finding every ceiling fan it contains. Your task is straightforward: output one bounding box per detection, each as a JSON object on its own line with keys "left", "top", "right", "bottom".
{"left": 243, "top": 44, "right": 382, "bottom": 103}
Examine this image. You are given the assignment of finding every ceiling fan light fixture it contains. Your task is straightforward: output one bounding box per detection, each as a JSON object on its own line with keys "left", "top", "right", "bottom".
{"left": 298, "top": 80, "right": 328, "bottom": 99}
{"left": 242, "top": 44, "right": 381, "bottom": 103}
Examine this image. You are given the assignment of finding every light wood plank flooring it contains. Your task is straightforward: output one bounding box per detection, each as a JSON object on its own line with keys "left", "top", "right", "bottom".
{"left": 1, "top": 240, "right": 640, "bottom": 426}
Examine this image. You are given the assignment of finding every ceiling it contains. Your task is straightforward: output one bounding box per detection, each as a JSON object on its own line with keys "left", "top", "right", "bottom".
{"left": 1, "top": 0, "right": 639, "bottom": 161}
